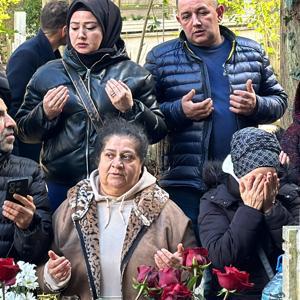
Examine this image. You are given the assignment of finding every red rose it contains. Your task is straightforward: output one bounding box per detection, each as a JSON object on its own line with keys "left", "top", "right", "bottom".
{"left": 182, "top": 247, "right": 209, "bottom": 267}
{"left": 0, "top": 258, "right": 20, "bottom": 285}
{"left": 137, "top": 265, "right": 158, "bottom": 287}
{"left": 158, "top": 267, "right": 181, "bottom": 287}
{"left": 161, "top": 283, "right": 192, "bottom": 300}
{"left": 213, "top": 266, "right": 254, "bottom": 292}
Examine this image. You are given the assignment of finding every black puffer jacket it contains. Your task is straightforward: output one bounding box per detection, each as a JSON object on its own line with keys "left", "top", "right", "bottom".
{"left": 198, "top": 165, "right": 300, "bottom": 299}
{"left": 0, "top": 153, "right": 52, "bottom": 264}
{"left": 145, "top": 26, "right": 288, "bottom": 191}
{"left": 16, "top": 46, "right": 167, "bottom": 186}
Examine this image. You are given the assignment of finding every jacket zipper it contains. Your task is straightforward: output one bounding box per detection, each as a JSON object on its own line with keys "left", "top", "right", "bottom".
{"left": 222, "top": 39, "right": 236, "bottom": 93}
{"left": 184, "top": 41, "right": 211, "bottom": 99}
{"left": 183, "top": 41, "right": 212, "bottom": 164}
{"left": 80, "top": 56, "right": 108, "bottom": 179}
{"left": 222, "top": 39, "right": 241, "bottom": 129}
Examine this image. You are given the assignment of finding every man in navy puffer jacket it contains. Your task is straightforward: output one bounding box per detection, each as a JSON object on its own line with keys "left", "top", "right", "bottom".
{"left": 145, "top": 0, "right": 288, "bottom": 237}
{"left": 0, "top": 98, "right": 52, "bottom": 264}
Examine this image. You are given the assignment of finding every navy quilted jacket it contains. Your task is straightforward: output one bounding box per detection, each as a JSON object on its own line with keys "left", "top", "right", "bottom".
{"left": 145, "top": 26, "right": 288, "bottom": 191}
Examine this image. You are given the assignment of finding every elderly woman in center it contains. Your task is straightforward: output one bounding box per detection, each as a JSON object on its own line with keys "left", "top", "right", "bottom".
{"left": 198, "top": 127, "right": 300, "bottom": 299}
{"left": 15, "top": 0, "right": 167, "bottom": 211}
{"left": 37, "top": 118, "right": 196, "bottom": 299}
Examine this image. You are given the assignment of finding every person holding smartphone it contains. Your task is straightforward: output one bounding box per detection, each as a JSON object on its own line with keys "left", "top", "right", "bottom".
{"left": 0, "top": 97, "right": 52, "bottom": 264}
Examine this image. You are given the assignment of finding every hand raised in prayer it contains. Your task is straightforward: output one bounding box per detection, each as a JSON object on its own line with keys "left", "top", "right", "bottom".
{"left": 230, "top": 79, "right": 256, "bottom": 116}
{"left": 154, "top": 243, "right": 184, "bottom": 269}
{"left": 47, "top": 250, "right": 71, "bottom": 284}
{"left": 182, "top": 89, "right": 213, "bottom": 121}
{"left": 43, "top": 85, "right": 69, "bottom": 120}
{"left": 105, "top": 79, "right": 133, "bottom": 113}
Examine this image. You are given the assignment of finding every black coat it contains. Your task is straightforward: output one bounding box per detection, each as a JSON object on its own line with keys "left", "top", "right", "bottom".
{"left": 198, "top": 177, "right": 300, "bottom": 298}
{"left": 6, "top": 29, "right": 61, "bottom": 162}
{"left": 15, "top": 45, "right": 167, "bottom": 186}
{"left": 6, "top": 29, "right": 61, "bottom": 118}
{"left": 0, "top": 65, "right": 11, "bottom": 105}
{"left": 0, "top": 153, "right": 52, "bottom": 264}
{"left": 145, "top": 26, "right": 288, "bottom": 192}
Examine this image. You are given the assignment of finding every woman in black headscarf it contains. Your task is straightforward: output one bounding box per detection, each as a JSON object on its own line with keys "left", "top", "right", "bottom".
{"left": 15, "top": 0, "right": 167, "bottom": 211}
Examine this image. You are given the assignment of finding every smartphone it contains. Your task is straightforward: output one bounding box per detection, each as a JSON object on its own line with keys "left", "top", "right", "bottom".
{"left": 6, "top": 177, "right": 29, "bottom": 204}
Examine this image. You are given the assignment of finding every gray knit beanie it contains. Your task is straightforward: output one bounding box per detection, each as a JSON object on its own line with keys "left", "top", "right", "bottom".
{"left": 231, "top": 127, "right": 281, "bottom": 178}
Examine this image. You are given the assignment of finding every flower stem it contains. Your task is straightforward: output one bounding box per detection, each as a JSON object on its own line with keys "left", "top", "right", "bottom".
{"left": 223, "top": 290, "right": 229, "bottom": 300}
{"left": 134, "top": 285, "right": 144, "bottom": 300}
{"left": 193, "top": 267, "right": 198, "bottom": 293}
{"left": 1, "top": 282, "right": 5, "bottom": 300}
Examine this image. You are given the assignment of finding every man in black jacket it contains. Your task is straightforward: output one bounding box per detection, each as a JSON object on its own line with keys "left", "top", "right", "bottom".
{"left": 6, "top": 0, "right": 68, "bottom": 162}
{"left": 0, "top": 98, "right": 52, "bottom": 264}
{"left": 145, "top": 0, "right": 287, "bottom": 236}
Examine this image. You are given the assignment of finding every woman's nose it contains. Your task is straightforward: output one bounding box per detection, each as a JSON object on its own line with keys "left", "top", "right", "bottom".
{"left": 112, "top": 157, "right": 124, "bottom": 168}
{"left": 78, "top": 27, "right": 86, "bottom": 38}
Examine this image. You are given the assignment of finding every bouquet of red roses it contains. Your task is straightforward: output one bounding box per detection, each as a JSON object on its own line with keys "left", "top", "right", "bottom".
{"left": 133, "top": 247, "right": 210, "bottom": 300}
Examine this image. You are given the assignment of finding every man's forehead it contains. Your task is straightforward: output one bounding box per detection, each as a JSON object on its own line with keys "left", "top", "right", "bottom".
{"left": 0, "top": 98, "right": 7, "bottom": 111}
{"left": 178, "top": 0, "right": 215, "bottom": 10}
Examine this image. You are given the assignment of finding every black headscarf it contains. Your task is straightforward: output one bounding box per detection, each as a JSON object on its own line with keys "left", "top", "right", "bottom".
{"left": 66, "top": 0, "right": 128, "bottom": 69}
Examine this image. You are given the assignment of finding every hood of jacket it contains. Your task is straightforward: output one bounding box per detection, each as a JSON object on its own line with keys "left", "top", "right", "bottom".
{"left": 89, "top": 166, "right": 157, "bottom": 203}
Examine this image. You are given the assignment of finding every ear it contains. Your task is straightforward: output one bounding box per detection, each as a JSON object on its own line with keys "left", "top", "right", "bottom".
{"left": 216, "top": 5, "right": 225, "bottom": 22}
{"left": 61, "top": 25, "right": 67, "bottom": 38}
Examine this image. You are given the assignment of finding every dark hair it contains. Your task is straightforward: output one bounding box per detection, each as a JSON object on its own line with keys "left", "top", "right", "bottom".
{"left": 96, "top": 118, "right": 149, "bottom": 163}
{"left": 41, "top": 1, "right": 68, "bottom": 35}
{"left": 202, "top": 160, "right": 227, "bottom": 188}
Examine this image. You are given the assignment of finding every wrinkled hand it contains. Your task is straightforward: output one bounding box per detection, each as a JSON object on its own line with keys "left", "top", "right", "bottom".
{"left": 43, "top": 85, "right": 69, "bottom": 120}
{"left": 105, "top": 79, "right": 133, "bottom": 113}
{"left": 181, "top": 89, "right": 213, "bottom": 121}
{"left": 239, "top": 174, "right": 264, "bottom": 210}
{"left": 2, "top": 195, "right": 36, "bottom": 229}
{"left": 279, "top": 151, "right": 290, "bottom": 166}
{"left": 154, "top": 243, "right": 184, "bottom": 269}
{"left": 48, "top": 250, "right": 71, "bottom": 284}
{"left": 230, "top": 79, "right": 256, "bottom": 116}
{"left": 263, "top": 172, "right": 279, "bottom": 213}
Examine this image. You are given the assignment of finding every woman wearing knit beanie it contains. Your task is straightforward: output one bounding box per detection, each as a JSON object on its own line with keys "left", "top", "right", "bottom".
{"left": 198, "top": 127, "right": 300, "bottom": 299}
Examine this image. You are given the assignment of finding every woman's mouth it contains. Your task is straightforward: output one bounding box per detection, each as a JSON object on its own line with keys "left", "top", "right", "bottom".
{"left": 76, "top": 43, "right": 88, "bottom": 48}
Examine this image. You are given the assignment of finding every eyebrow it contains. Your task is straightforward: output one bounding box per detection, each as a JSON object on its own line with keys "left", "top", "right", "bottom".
{"left": 103, "top": 149, "right": 136, "bottom": 154}
{"left": 70, "top": 21, "right": 98, "bottom": 25}
{"left": 180, "top": 4, "right": 208, "bottom": 13}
